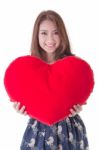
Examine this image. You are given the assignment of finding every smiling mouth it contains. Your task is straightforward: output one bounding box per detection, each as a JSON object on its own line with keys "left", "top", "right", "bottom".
{"left": 46, "top": 44, "right": 56, "bottom": 47}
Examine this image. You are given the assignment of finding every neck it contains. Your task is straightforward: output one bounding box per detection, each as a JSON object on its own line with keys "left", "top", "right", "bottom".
{"left": 46, "top": 53, "right": 55, "bottom": 64}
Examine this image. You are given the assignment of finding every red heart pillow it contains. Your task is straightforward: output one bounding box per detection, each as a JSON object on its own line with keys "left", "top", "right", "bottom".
{"left": 4, "top": 55, "right": 94, "bottom": 125}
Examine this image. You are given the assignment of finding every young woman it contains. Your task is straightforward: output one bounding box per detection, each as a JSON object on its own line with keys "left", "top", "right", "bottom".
{"left": 13, "top": 10, "right": 89, "bottom": 150}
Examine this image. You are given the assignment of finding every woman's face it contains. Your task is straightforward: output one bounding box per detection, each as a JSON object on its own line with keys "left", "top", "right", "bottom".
{"left": 38, "top": 20, "right": 61, "bottom": 54}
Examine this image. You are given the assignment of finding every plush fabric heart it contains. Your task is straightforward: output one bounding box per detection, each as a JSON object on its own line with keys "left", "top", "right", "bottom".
{"left": 4, "top": 55, "right": 94, "bottom": 125}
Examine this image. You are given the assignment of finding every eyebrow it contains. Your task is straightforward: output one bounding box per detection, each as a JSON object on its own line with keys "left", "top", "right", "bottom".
{"left": 39, "top": 30, "right": 47, "bottom": 32}
{"left": 39, "top": 29, "right": 58, "bottom": 32}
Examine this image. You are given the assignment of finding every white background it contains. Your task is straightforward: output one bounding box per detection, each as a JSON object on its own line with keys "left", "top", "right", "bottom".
{"left": 0, "top": 0, "right": 98, "bottom": 149}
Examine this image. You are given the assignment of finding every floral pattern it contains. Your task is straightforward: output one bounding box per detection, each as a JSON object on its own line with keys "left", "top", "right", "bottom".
{"left": 20, "top": 115, "right": 89, "bottom": 150}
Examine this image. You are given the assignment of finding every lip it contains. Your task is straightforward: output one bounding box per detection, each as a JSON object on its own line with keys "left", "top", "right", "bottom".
{"left": 47, "top": 45, "right": 54, "bottom": 47}
{"left": 46, "top": 44, "right": 56, "bottom": 47}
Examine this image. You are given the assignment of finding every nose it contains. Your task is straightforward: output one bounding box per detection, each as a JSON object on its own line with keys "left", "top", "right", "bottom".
{"left": 46, "top": 34, "right": 54, "bottom": 43}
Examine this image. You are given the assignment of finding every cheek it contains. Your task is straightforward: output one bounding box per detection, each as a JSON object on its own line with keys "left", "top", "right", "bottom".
{"left": 55, "top": 36, "right": 60, "bottom": 43}
{"left": 56, "top": 38, "right": 61, "bottom": 46}
{"left": 38, "top": 36, "right": 44, "bottom": 46}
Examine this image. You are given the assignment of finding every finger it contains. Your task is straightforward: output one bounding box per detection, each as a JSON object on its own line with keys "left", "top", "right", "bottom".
{"left": 73, "top": 105, "right": 82, "bottom": 112}
{"left": 23, "top": 111, "right": 27, "bottom": 116}
{"left": 13, "top": 102, "right": 19, "bottom": 110}
{"left": 13, "top": 102, "right": 17, "bottom": 107}
{"left": 68, "top": 114, "right": 73, "bottom": 117}
{"left": 15, "top": 102, "right": 21, "bottom": 112}
{"left": 19, "top": 106, "right": 26, "bottom": 114}
{"left": 76, "top": 104, "right": 83, "bottom": 111}
{"left": 73, "top": 105, "right": 80, "bottom": 113}
{"left": 70, "top": 108, "right": 77, "bottom": 116}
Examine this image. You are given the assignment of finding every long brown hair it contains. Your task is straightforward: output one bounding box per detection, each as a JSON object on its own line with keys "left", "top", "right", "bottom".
{"left": 30, "top": 10, "right": 74, "bottom": 61}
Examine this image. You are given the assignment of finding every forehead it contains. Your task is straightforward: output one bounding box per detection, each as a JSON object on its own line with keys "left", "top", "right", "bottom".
{"left": 39, "top": 20, "right": 57, "bottom": 30}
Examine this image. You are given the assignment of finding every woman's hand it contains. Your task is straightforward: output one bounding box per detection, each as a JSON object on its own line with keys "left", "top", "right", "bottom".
{"left": 13, "top": 102, "right": 27, "bottom": 115}
{"left": 12, "top": 101, "right": 82, "bottom": 117}
{"left": 69, "top": 104, "right": 83, "bottom": 117}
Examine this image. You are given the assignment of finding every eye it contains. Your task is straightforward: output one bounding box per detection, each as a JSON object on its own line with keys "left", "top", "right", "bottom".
{"left": 54, "top": 31, "right": 59, "bottom": 35}
{"left": 53, "top": 30, "right": 59, "bottom": 35}
{"left": 41, "top": 32, "right": 47, "bottom": 35}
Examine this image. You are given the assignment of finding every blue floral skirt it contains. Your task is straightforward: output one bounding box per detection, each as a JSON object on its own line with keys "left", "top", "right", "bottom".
{"left": 20, "top": 115, "right": 89, "bottom": 150}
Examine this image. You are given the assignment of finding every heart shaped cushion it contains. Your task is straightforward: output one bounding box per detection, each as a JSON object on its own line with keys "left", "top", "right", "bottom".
{"left": 4, "top": 55, "right": 94, "bottom": 125}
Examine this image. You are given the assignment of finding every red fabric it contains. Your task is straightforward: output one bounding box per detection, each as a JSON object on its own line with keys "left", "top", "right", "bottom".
{"left": 4, "top": 55, "right": 94, "bottom": 125}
